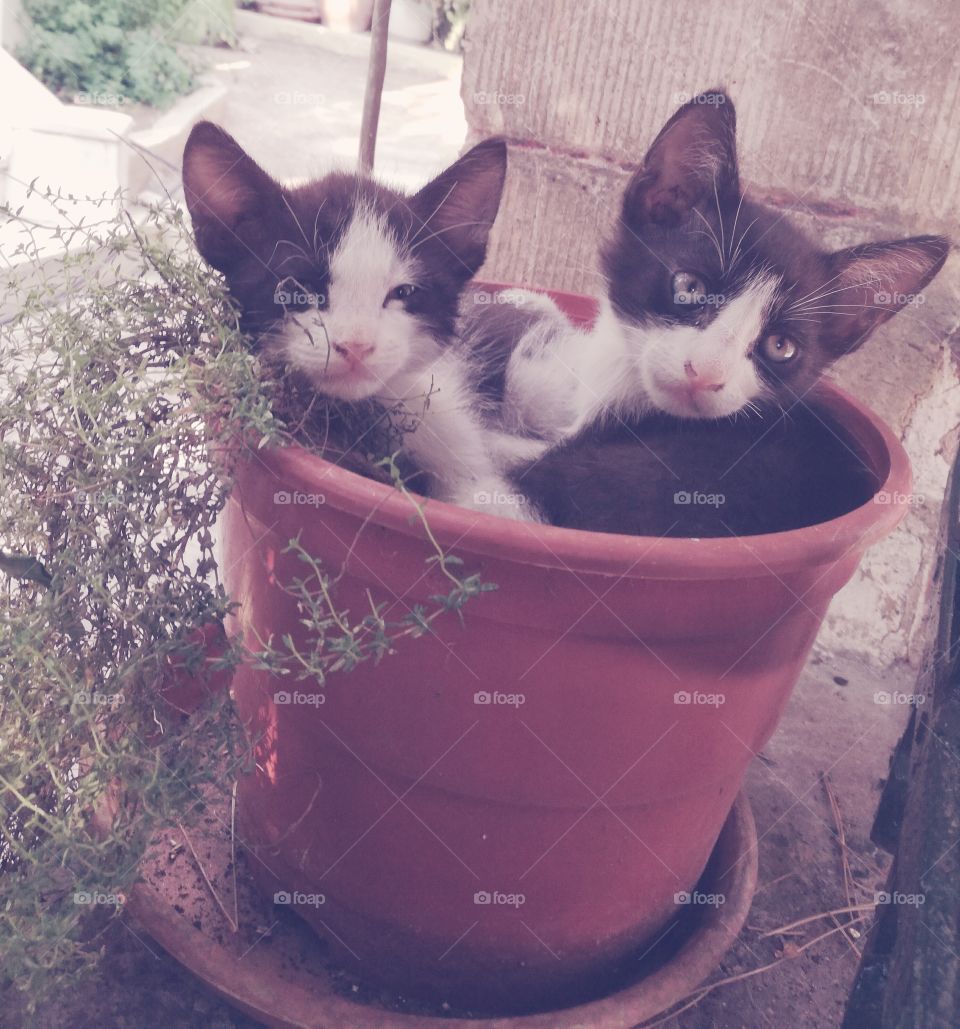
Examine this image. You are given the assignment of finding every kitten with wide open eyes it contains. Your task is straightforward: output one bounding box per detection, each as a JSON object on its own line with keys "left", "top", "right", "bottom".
{"left": 488, "top": 89, "right": 949, "bottom": 442}
{"left": 181, "top": 122, "right": 543, "bottom": 519}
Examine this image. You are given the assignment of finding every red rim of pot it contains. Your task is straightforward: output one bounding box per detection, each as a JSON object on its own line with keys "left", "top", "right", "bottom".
{"left": 241, "top": 387, "right": 910, "bottom": 583}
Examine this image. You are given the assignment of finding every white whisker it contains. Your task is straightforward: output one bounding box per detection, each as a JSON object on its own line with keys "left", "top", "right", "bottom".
{"left": 713, "top": 174, "right": 726, "bottom": 269}
{"left": 692, "top": 208, "right": 724, "bottom": 268}
{"left": 281, "top": 195, "right": 313, "bottom": 252}
{"left": 727, "top": 192, "right": 746, "bottom": 263}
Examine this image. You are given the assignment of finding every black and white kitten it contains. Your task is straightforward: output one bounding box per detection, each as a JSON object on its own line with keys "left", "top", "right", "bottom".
{"left": 182, "top": 122, "right": 541, "bottom": 519}
{"left": 497, "top": 90, "right": 949, "bottom": 439}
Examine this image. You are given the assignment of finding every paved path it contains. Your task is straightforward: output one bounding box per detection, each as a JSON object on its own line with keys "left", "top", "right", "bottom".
{"left": 206, "top": 10, "right": 466, "bottom": 191}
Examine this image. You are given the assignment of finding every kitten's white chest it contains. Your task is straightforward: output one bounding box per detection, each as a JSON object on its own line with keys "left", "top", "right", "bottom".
{"left": 377, "top": 351, "right": 541, "bottom": 520}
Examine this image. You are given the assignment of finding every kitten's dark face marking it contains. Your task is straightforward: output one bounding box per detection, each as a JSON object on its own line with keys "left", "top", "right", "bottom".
{"left": 182, "top": 123, "right": 506, "bottom": 400}
{"left": 604, "top": 91, "right": 950, "bottom": 419}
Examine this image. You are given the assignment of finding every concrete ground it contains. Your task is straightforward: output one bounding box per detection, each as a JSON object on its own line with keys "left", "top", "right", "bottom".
{"left": 201, "top": 8, "right": 465, "bottom": 191}
{"left": 19, "top": 11, "right": 924, "bottom": 1028}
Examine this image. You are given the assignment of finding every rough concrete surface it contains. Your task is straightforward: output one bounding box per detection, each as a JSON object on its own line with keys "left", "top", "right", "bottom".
{"left": 463, "top": 0, "right": 959, "bottom": 248}
{"left": 10, "top": 5, "right": 959, "bottom": 1027}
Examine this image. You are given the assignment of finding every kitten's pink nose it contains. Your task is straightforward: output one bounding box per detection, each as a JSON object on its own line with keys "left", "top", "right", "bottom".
{"left": 334, "top": 341, "right": 375, "bottom": 367}
{"left": 683, "top": 360, "right": 725, "bottom": 393}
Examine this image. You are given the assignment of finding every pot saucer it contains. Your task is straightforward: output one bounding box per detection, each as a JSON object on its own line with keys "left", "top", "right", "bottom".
{"left": 128, "top": 792, "right": 757, "bottom": 1027}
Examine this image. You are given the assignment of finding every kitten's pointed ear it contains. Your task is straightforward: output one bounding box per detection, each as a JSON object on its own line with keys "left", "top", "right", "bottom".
{"left": 407, "top": 137, "right": 507, "bottom": 278}
{"left": 623, "top": 90, "right": 738, "bottom": 228}
{"left": 182, "top": 121, "right": 282, "bottom": 272}
{"left": 822, "top": 235, "right": 950, "bottom": 353}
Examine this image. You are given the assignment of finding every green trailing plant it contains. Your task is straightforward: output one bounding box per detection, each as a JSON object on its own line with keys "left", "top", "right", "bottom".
{"left": 17, "top": 0, "right": 196, "bottom": 107}
{"left": 0, "top": 186, "right": 488, "bottom": 1008}
{"left": 252, "top": 479, "right": 494, "bottom": 685}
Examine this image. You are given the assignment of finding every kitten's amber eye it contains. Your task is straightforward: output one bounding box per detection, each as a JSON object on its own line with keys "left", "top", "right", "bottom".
{"left": 760, "top": 334, "right": 798, "bottom": 362}
{"left": 386, "top": 283, "right": 417, "bottom": 304}
{"left": 671, "top": 271, "right": 707, "bottom": 306}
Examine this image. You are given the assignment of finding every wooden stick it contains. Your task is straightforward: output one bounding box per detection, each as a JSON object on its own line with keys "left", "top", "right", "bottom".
{"left": 359, "top": 0, "right": 393, "bottom": 174}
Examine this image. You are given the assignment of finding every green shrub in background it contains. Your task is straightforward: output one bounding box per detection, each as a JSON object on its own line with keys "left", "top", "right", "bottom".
{"left": 17, "top": 0, "right": 196, "bottom": 107}
{"left": 176, "top": 0, "right": 236, "bottom": 48}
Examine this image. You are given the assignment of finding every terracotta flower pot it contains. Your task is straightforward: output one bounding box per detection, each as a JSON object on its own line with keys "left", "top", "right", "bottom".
{"left": 221, "top": 289, "right": 912, "bottom": 1013}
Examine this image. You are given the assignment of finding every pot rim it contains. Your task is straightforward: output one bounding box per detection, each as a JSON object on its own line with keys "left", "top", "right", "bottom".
{"left": 242, "top": 374, "right": 911, "bottom": 581}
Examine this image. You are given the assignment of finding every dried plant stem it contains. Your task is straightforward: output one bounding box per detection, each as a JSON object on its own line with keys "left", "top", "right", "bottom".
{"left": 820, "top": 772, "right": 864, "bottom": 957}
{"left": 230, "top": 781, "right": 239, "bottom": 932}
{"left": 755, "top": 870, "right": 797, "bottom": 893}
{"left": 178, "top": 821, "right": 238, "bottom": 934}
{"left": 759, "top": 902, "right": 876, "bottom": 938}
{"left": 640, "top": 916, "right": 869, "bottom": 1028}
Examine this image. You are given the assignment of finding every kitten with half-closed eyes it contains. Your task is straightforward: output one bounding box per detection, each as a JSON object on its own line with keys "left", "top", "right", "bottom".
{"left": 489, "top": 89, "right": 949, "bottom": 440}
{"left": 182, "top": 122, "right": 543, "bottom": 519}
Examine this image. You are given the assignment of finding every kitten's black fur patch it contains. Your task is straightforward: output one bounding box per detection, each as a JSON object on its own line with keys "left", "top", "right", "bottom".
{"left": 515, "top": 405, "right": 879, "bottom": 538}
